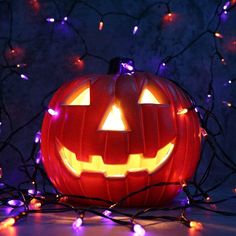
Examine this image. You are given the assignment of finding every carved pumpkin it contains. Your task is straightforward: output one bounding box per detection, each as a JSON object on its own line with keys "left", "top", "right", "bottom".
{"left": 41, "top": 59, "right": 201, "bottom": 207}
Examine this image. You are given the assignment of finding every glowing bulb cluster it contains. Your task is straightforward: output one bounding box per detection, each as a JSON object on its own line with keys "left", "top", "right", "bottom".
{"left": 29, "top": 198, "right": 41, "bottom": 210}
{"left": 0, "top": 218, "right": 15, "bottom": 230}
{"left": 189, "top": 221, "right": 203, "bottom": 230}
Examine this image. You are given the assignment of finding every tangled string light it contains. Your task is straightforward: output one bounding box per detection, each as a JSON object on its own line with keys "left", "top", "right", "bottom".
{"left": 0, "top": 0, "right": 236, "bottom": 234}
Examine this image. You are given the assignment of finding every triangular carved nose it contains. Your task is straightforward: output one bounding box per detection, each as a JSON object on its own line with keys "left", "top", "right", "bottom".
{"left": 99, "top": 104, "right": 129, "bottom": 131}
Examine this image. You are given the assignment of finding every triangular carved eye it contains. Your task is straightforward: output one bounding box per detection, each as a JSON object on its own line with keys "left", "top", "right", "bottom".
{"left": 138, "top": 85, "right": 169, "bottom": 105}
{"left": 138, "top": 88, "right": 160, "bottom": 104}
{"left": 99, "top": 104, "right": 129, "bottom": 131}
{"left": 63, "top": 84, "right": 90, "bottom": 105}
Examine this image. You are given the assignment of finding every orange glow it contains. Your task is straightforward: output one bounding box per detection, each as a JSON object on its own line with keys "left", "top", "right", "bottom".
{"left": 58, "top": 139, "right": 175, "bottom": 177}
{"left": 29, "top": 198, "right": 41, "bottom": 210}
{"left": 233, "top": 188, "right": 236, "bottom": 193}
{"left": 74, "top": 57, "right": 85, "bottom": 70}
{"left": 190, "top": 221, "right": 203, "bottom": 230}
{"left": 138, "top": 88, "right": 160, "bottom": 104}
{"left": 99, "top": 21, "right": 104, "bottom": 30}
{"left": 6, "top": 47, "right": 24, "bottom": 60}
{"left": 68, "top": 87, "right": 90, "bottom": 105}
{"left": 231, "top": 0, "right": 236, "bottom": 5}
{"left": 29, "top": 0, "right": 40, "bottom": 13}
{"left": 99, "top": 104, "right": 129, "bottom": 131}
{"left": 177, "top": 108, "right": 188, "bottom": 115}
{"left": 63, "top": 84, "right": 90, "bottom": 106}
{"left": 0, "top": 218, "right": 15, "bottom": 231}
{"left": 163, "top": 12, "right": 178, "bottom": 24}
{"left": 226, "top": 39, "right": 236, "bottom": 52}
{"left": 181, "top": 180, "right": 187, "bottom": 188}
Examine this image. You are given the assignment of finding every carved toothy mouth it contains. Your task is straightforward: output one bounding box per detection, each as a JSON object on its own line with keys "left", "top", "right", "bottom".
{"left": 56, "top": 140, "right": 175, "bottom": 178}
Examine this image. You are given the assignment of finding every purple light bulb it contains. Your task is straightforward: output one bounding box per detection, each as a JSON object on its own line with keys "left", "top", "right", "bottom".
{"left": 72, "top": 218, "right": 83, "bottom": 230}
{"left": 133, "top": 224, "right": 145, "bottom": 236}
{"left": 133, "top": 25, "right": 139, "bottom": 35}
{"left": 47, "top": 108, "right": 59, "bottom": 116}
{"left": 46, "top": 18, "right": 55, "bottom": 23}
{"left": 20, "top": 74, "right": 29, "bottom": 80}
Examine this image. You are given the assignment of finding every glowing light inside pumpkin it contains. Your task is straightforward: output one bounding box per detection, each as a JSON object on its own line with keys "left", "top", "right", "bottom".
{"left": 99, "top": 105, "right": 128, "bottom": 131}
{"left": 138, "top": 88, "right": 160, "bottom": 104}
{"left": 67, "top": 87, "right": 90, "bottom": 105}
{"left": 57, "top": 139, "right": 175, "bottom": 177}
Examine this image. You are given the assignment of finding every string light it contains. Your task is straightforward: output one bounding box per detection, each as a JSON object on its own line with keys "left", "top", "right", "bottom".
{"left": 222, "top": 101, "right": 232, "bottom": 107}
{"left": 214, "top": 32, "right": 223, "bottom": 39}
{"left": 61, "top": 16, "right": 68, "bottom": 24}
{"left": 189, "top": 221, "right": 203, "bottom": 230}
{"left": 99, "top": 20, "right": 104, "bottom": 31}
{"left": 46, "top": 18, "right": 55, "bottom": 23}
{"left": 16, "top": 63, "right": 27, "bottom": 68}
{"left": 103, "top": 210, "right": 112, "bottom": 217}
{"left": 132, "top": 223, "right": 145, "bottom": 236}
{"left": 205, "top": 196, "right": 211, "bottom": 202}
{"left": 0, "top": 212, "right": 27, "bottom": 231}
{"left": 72, "top": 213, "right": 84, "bottom": 230}
{"left": 177, "top": 108, "right": 188, "bottom": 115}
{"left": 35, "top": 150, "right": 42, "bottom": 164}
{"left": 34, "top": 131, "right": 41, "bottom": 143}
{"left": 7, "top": 199, "right": 24, "bottom": 207}
{"left": 29, "top": 198, "right": 41, "bottom": 210}
{"left": 133, "top": 25, "right": 139, "bottom": 35}
{"left": 20, "top": 74, "right": 29, "bottom": 80}
{"left": 201, "top": 128, "right": 208, "bottom": 137}
{"left": 0, "top": 218, "right": 15, "bottom": 231}
{"left": 47, "top": 108, "right": 59, "bottom": 116}
{"left": 223, "top": 1, "right": 231, "bottom": 10}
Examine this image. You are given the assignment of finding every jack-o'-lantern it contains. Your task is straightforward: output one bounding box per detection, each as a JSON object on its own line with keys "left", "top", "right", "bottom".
{"left": 41, "top": 58, "right": 201, "bottom": 207}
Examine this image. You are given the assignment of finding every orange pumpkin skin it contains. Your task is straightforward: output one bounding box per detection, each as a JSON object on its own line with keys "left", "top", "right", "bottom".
{"left": 41, "top": 72, "right": 201, "bottom": 207}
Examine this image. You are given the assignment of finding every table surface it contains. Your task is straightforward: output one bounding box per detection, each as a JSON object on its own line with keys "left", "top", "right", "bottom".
{"left": 1, "top": 191, "right": 236, "bottom": 236}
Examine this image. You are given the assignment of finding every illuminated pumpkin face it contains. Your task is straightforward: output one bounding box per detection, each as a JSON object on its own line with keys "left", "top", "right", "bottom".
{"left": 41, "top": 71, "right": 201, "bottom": 207}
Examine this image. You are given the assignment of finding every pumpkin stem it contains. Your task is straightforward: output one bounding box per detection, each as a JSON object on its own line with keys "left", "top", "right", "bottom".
{"left": 108, "top": 57, "right": 135, "bottom": 75}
